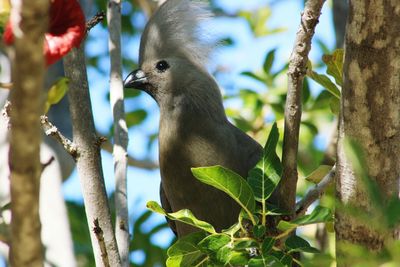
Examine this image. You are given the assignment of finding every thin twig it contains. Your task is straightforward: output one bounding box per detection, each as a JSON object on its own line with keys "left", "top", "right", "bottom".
{"left": 86, "top": 11, "right": 106, "bottom": 33}
{"left": 108, "top": 0, "right": 130, "bottom": 265}
{"left": 278, "top": 0, "right": 326, "bottom": 213}
{"left": 101, "top": 138, "right": 159, "bottom": 170}
{"left": 295, "top": 165, "right": 336, "bottom": 217}
{"left": 93, "top": 219, "right": 110, "bottom": 267}
{"left": 40, "top": 115, "right": 78, "bottom": 159}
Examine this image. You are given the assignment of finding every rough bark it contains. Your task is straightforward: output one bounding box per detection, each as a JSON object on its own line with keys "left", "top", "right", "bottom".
{"left": 8, "top": 0, "right": 49, "bottom": 266}
{"left": 107, "top": 1, "right": 130, "bottom": 266}
{"left": 278, "top": 0, "right": 326, "bottom": 214}
{"left": 336, "top": 0, "right": 400, "bottom": 262}
{"left": 63, "top": 46, "right": 122, "bottom": 267}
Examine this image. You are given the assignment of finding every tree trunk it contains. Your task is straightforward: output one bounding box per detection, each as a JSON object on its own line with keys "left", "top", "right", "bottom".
{"left": 8, "top": 0, "right": 49, "bottom": 266}
{"left": 336, "top": 0, "right": 400, "bottom": 263}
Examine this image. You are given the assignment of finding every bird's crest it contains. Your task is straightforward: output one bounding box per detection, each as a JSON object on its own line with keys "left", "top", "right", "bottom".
{"left": 139, "top": 0, "right": 213, "bottom": 67}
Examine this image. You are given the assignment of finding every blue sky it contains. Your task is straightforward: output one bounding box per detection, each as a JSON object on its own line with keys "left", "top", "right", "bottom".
{"left": 62, "top": 0, "right": 336, "bottom": 264}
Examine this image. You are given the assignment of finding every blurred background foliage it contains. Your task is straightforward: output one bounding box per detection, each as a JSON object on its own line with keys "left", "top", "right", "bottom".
{"left": 54, "top": 0, "right": 341, "bottom": 266}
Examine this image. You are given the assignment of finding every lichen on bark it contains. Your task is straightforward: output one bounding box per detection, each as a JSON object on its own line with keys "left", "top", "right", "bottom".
{"left": 336, "top": 0, "right": 400, "bottom": 260}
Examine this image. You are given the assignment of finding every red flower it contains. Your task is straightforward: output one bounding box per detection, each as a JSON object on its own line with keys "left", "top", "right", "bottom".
{"left": 3, "top": 0, "right": 86, "bottom": 66}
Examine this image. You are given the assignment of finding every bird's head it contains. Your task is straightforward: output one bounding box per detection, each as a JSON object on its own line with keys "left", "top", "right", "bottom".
{"left": 124, "top": 0, "right": 215, "bottom": 105}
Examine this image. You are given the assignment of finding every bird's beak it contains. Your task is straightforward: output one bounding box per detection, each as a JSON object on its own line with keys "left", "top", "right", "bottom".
{"left": 123, "top": 69, "right": 148, "bottom": 89}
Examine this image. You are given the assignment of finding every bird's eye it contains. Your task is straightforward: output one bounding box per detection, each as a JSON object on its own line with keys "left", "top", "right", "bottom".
{"left": 155, "top": 60, "right": 170, "bottom": 72}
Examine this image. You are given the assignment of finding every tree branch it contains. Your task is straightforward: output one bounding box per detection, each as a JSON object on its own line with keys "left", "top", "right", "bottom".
{"left": 8, "top": 0, "right": 49, "bottom": 265}
{"left": 295, "top": 165, "right": 336, "bottom": 217}
{"left": 40, "top": 115, "right": 78, "bottom": 159}
{"left": 101, "top": 137, "right": 159, "bottom": 170}
{"left": 93, "top": 218, "right": 111, "bottom": 267}
{"left": 108, "top": 0, "right": 130, "bottom": 266}
{"left": 278, "top": 0, "right": 326, "bottom": 214}
{"left": 86, "top": 11, "right": 106, "bottom": 33}
{"left": 63, "top": 45, "right": 122, "bottom": 267}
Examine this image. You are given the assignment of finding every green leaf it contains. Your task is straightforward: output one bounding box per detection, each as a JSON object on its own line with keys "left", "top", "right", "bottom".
{"left": 45, "top": 77, "right": 69, "bottom": 113}
{"left": 385, "top": 197, "right": 400, "bottom": 228}
{"left": 198, "top": 234, "right": 231, "bottom": 264}
{"left": 124, "top": 88, "right": 141, "bottom": 98}
{"left": 233, "top": 240, "right": 258, "bottom": 251}
{"left": 253, "top": 225, "right": 266, "bottom": 238}
{"left": 276, "top": 220, "right": 297, "bottom": 233}
{"left": 261, "top": 237, "right": 275, "bottom": 255}
{"left": 167, "top": 232, "right": 208, "bottom": 267}
{"left": 222, "top": 222, "right": 241, "bottom": 236}
{"left": 329, "top": 96, "right": 340, "bottom": 115}
{"left": 307, "top": 69, "right": 341, "bottom": 99}
{"left": 241, "top": 71, "right": 265, "bottom": 83}
{"left": 271, "top": 251, "right": 293, "bottom": 266}
{"left": 323, "top": 49, "right": 344, "bottom": 86}
{"left": 191, "top": 166, "right": 257, "bottom": 224}
{"left": 248, "top": 122, "right": 282, "bottom": 202}
{"left": 249, "top": 255, "right": 284, "bottom": 267}
{"left": 146, "top": 201, "right": 216, "bottom": 234}
{"left": 285, "top": 235, "right": 319, "bottom": 254}
{"left": 263, "top": 49, "right": 276, "bottom": 74}
{"left": 125, "top": 109, "right": 147, "bottom": 127}
{"left": 292, "top": 206, "right": 333, "bottom": 225}
{"left": 227, "top": 251, "right": 249, "bottom": 266}
{"left": 265, "top": 203, "right": 289, "bottom": 216}
{"left": 198, "top": 234, "right": 230, "bottom": 254}
{"left": 305, "top": 165, "right": 332, "bottom": 184}
{"left": 248, "top": 123, "right": 281, "bottom": 226}
{"left": 277, "top": 206, "right": 332, "bottom": 234}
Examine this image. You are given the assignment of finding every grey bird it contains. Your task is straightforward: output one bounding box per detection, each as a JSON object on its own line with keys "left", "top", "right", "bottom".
{"left": 124, "top": 0, "right": 262, "bottom": 237}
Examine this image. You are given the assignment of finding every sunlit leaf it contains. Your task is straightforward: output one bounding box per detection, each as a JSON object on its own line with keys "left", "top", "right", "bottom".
{"left": 292, "top": 206, "right": 333, "bottom": 225}
{"left": 233, "top": 239, "right": 258, "bottom": 251}
{"left": 198, "top": 234, "right": 231, "bottom": 264}
{"left": 277, "top": 206, "right": 333, "bottom": 233}
{"left": 191, "top": 165, "right": 257, "bottom": 224}
{"left": 45, "top": 77, "right": 69, "bottom": 113}
{"left": 146, "top": 201, "right": 216, "bottom": 234}
{"left": 248, "top": 122, "right": 282, "bottom": 202}
{"left": 166, "top": 232, "right": 208, "bottom": 267}
{"left": 323, "top": 49, "right": 344, "bottom": 86}
{"left": 249, "top": 255, "right": 284, "bottom": 267}
{"left": 305, "top": 165, "right": 332, "bottom": 184}
{"left": 227, "top": 251, "right": 249, "bottom": 266}
{"left": 307, "top": 68, "right": 341, "bottom": 99}
{"left": 248, "top": 123, "right": 281, "bottom": 226}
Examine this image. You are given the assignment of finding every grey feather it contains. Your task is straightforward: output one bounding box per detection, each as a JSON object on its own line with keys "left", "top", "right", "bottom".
{"left": 126, "top": 0, "right": 263, "bottom": 237}
{"left": 139, "top": 0, "right": 213, "bottom": 67}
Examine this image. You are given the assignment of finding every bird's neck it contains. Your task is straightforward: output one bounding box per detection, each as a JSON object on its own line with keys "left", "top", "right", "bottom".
{"left": 159, "top": 88, "right": 227, "bottom": 125}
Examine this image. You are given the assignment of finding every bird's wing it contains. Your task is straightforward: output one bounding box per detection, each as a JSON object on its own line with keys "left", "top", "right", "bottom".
{"left": 160, "top": 182, "right": 177, "bottom": 236}
{"left": 230, "top": 122, "right": 263, "bottom": 176}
